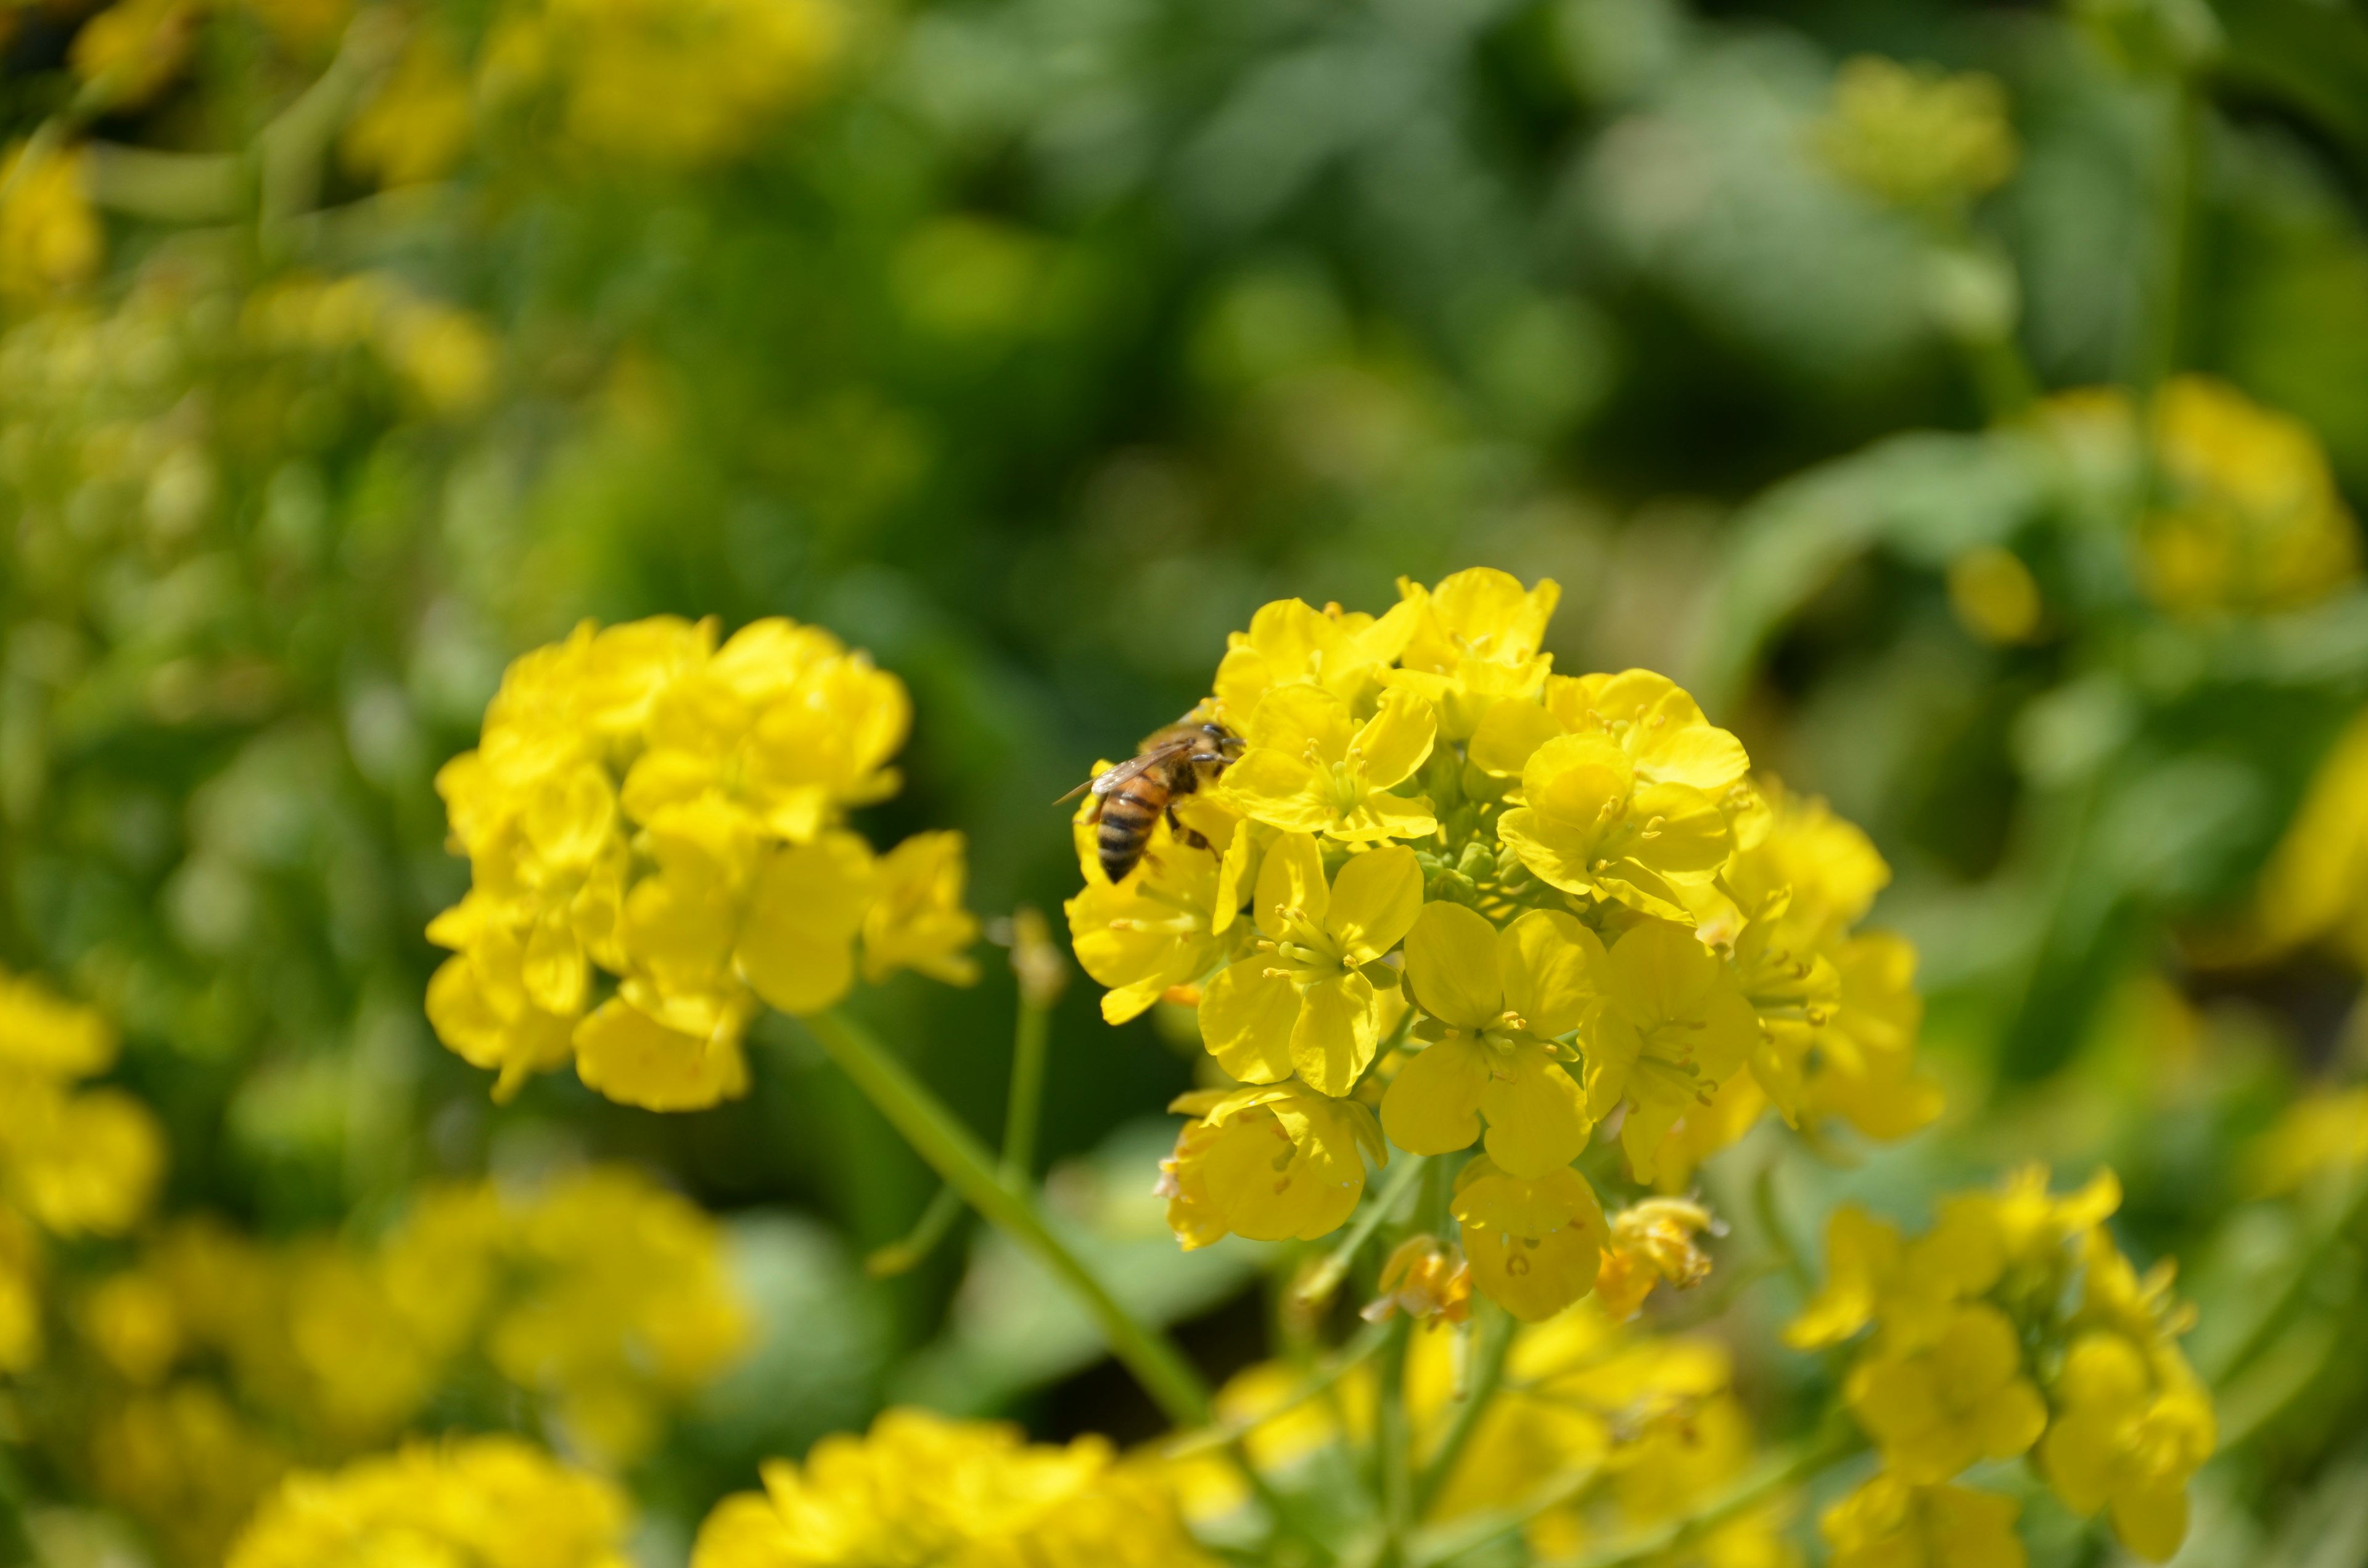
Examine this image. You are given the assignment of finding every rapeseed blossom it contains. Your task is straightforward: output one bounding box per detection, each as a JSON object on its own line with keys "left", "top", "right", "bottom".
{"left": 692, "top": 1408, "right": 1213, "bottom": 1568}
{"left": 1792, "top": 1167, "right": 2210, "bottom": 1562}
{"left": 2042, "top": 377, "right": 2359, "bottom": 617}
{"left": 0, "top": 969, "right": 163, "bottom": 1371}
{"left": 74, "top": 1161, "right": 745, "bottom": 1562}
{"left": 0, "top": 143, "right": 102, "bottom": 302}
{"left": 429, "top": 614, "right": 976, "bottom": 1108}
{"left": 1070, "top": 569, "right": 1935, "bottom": 1321}
{"left": 224, "top": 1435, "right": 632, "bottom": 1568}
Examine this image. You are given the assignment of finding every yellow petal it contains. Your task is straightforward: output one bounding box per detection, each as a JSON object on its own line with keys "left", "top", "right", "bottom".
{"left": 1379, "top": 1035, "right": 1490, "bottom": 1155}
{"left": 1352, "top": 686, "right": 1437, "bottom": 789}
{"left": 1478, "top": 1044, "right": 1592, "bottom": 1179}
{"left": 736, "top": 835, "right": 873, "bottom": 1016}
{"left": 1498, "top": 909, "right": 1603, "bottom": 1038}
{"left": 1326, "top": 844, "right": 1423, "bottom": 966}
{"left": 1405, "top": 901, "right": 1502, "bottom": 1030}
{"left": 1523, "top": 733, "right": 1634, "bottom": 826}
{"left": 1494, "top": 808, "right": 1601, "bottom": 899}
{"left": 1452, "top": 1159, "right": 1606, "bottom": 1323}
{"left": 1629, "top": 782, "right": 1732, "bottom": 882}
{"left": 1254, "top": 831, "right": 1330, "bottom": 939}
{"left": 1221, "top": 750, "right": 1333, "bottom": 833}
{"left": 1468, "top": 700, "right": 1563, "bottom": 778}
{"left": 1336, "top": 790, "right": 1440, "bottom": 843}
{"left": 1244, "top": 682, "right": 1354, "bottom": 759}
{"left": 1292, "top": 973, "right": 1379, "bottom": 1096}
{"left": 1199, "top": 960, "right": 1299, "bottom": 1084}
{"left": 572, "top": 999, "right": 749, "bottom": 1112}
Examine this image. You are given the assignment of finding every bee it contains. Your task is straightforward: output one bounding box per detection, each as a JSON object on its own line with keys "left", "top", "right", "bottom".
{"left": 1057, "top": 715, "right": 1244, "bottom": 884}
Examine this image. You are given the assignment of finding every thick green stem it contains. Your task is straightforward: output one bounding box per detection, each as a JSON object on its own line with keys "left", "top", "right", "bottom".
{"left": 1376, "top": 1316, "right": 1416, "bottom": 1566}
{"left": 804, "top": 1009, "right": 1212, "bottom": 1427}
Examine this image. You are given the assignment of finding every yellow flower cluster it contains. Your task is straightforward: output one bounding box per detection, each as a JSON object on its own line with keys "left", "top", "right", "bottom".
{"left": 225, "top": 1434, "right": 631, "bottom": 1568}
{"left": 429, "top": 614, "right": 977, "bottom": 1109}
{"left": 1814, "top": 56, "right": 2020, "bottom": 212}
{"left": 2046, "top": 377, "right": 2359, "bottom": 617}
{"left": 693, "top": 1407, "right": 1214, "bottom": 1568}
{"left": 348, "top": 0, "right": 841, "bottom": 183}
{"left": 0, "top": 967, "right": 163, "bottom": 1373}
{"left": 80, "top": 1162, "right": 746, "bottom": 1545}
{"left": 1792, "top": 1167, "right": 2214, "bottom": 1564}
{"left": 1069, "top": 570, "right": 1934, "bottom": 1321}
{"left": 1191, "top": 1302, "right": 1791, "bottom": 1560}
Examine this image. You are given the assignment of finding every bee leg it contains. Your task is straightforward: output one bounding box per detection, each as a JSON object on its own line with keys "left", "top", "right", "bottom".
{"left": 1165, "top": 805, "right": 1212, "bottom": 852}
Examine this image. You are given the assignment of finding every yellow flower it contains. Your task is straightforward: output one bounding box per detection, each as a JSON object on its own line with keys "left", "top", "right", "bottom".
{"left": 3, "top": 1082, "right": 164, "bottom": 1236}
{"left": 1495, "top": 736, "right": 1732, "bottom": 922}
{"left": 424, "top": 898, "right": 589, "bottom": 1101}
{"left": 1473, "top": 670, "right": 1749, "bottom": 796}
{"left": 2138, "top": 376, "right": 2361, "bottom": 616}
{"left": 692, "top": 1408, "right": 1213, "bottom": 1568}
{"left": 0, "top": 970, "right": 117, "bottom": 1077}
{"left": 1218, "top": 684, "right": 1439, "bottom": 842}
{"left": 1379, "top": 902, "right": 1597, "bottom": 1178}
{"left": 1199, "top": 836, "right": 1422, "bottom": 1094}
{"left": 2245, "top": 1085, "right": 2368, "bottom": 1195}
{"left": 1362, "top": 1236, "right": 1472, "bottom": 1327}
{"left": 0, "top": 1210, "right": 39, "bottom": 1373}
{"left": 343, "top": 29, "right": 474, "bottom": 187}
{"left": 1582, "top": 920, "right": 1758, "bottom": 1181}
{"left": 1815, "top": 57, "right": 2018, "bottom": 210}
{"left": 224, "top": 1435, "right": 633, "bottom": 1568}
{"left": 1160, "top": 1083, "right": 1383, "bottom": 1246}
{"left": 1594, "top": 1197, "right": 1717, "bottom": 1321}
{"left": 1383, "top": 569, "right": 1560, "bottom": 739}
{"left": 861, "top": 830, "right": 982, "bottom": 985}
{"left": 1785, "top": 1201, "right": 2002, "bottom": 1351}
{"left": 1821, "top": 1473, "right": 2027, "bottom": 1568}
{"left": 70, "top": 0, "right": 201, "bottom": 109}
{"left": 1066, "top": 803, "right": 1236, "bottom": 1024}
{"left": 1450, "top": 1156, "right": 1609, "bottom": 1322}
{"left": 0, "top": 142, "right": 102, "bottom": 302}
{"left": 2036, "top": 1334, "right": 2214, "bottom": 1563}
{"left": 1948, "top": 546, "right": 2044, "bottom": 646}
{"left": 1844, "top": 1302, "right": 2047, "bottom": 1483}
{"left": 1212, "top": 595, "right": 1420, "bottom": 723}
{"left": 1799, "top": 932, "right": 1941, "bottom": 1139}
{"left": 484, "top": 0, "right": 841, "bottom": 169}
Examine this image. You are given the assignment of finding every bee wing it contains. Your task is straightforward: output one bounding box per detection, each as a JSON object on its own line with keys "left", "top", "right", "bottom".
{"left": 1051, "top": 737, "right": 1196, "bottom": 807}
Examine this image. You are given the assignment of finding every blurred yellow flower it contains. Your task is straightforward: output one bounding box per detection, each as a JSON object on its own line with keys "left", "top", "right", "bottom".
{"left": 0, "top": 142, "right": 102, "bottom": 302}
{"left": 1844, "top": 1302, "right": 2047, "bottom": 1482}
{"left": 225, "top": 1435, "right": 633, "bottom": 1568}
{"left": 2245, "top": 1084, "right": 2368, "bottom": 1194}
{"left": 1595, "top": 1196, "right": 1717, "bottom": 1321}
{"left": 1822, "top": 1474, "right": 2026, "bottom": 1568}
{"left": 862, "top": 830, "right": 982, "bottom": 985}
{"left": 2038, "top": 1332, "right": 2214, "bottom": 1562}
{"left": 692, "top": 1408, "right": 1212, "bottom": 1568}
{"left": 1815, "top": 57, "right": 2018, "bottom": 211}
{"left": 1199, "top": 835, "right": 1422, "bottom": 1094}
{"left": 344, "top": 29, "right": 474, "bottom": 187}
{"left": 70, "top": 0, "right": 201, "bottom": 109}
{"left": 1379, "top": 902, "right": 1596, "bottom": 1178}
{"left": 1947, "top": 546, "right": 2044, "bottom": 646}
{"left": 484, "top": 0, "right": 841, "bottom": 168}
{"left": 1161, "top": 1082, "right": 1383, "bottom": 1246}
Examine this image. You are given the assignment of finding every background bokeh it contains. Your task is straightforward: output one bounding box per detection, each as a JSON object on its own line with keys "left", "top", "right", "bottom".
{"left": 8, "top": 0, "right": 2368, "bottom": 1561}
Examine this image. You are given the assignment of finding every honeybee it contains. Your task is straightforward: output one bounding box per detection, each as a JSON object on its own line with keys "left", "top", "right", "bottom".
{"left": 1058, "top": 714, "right": 1244, "bottom": 884}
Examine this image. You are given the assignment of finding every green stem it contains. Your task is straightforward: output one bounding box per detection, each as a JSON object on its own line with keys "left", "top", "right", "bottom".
{"left": 1413, "top": 1300, "right": 1516, "bottom": 1517}
{"left": 1163, "top": 1318, "right": 1393, "bottom": 1457}
{"left": 1532, "top": 1422, "right": 1864, "bottom": 1568}
{"left": 863, "top": 1184, "right": 965, "bottom": 1279}
{"left": 1376, "top": 1316, "right": 1416, "bottom": 1566}
{"left": 1000, "top": 992, "right": 1052, "bottom": 1188}
{"left": 803, "top": 1008, "right": 1212, "bottom": 1427}
{"left": 2201, "top": 1168, "right": 2368, "bottom": 1387}
{"left": 1296, "top": 1153, "right": 1428, "bottom": 1308}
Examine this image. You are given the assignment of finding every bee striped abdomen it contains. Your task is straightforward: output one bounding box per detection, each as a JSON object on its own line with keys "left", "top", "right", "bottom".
{"left": 1096, "top": 776, "right": 1169, "bottom": 882}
